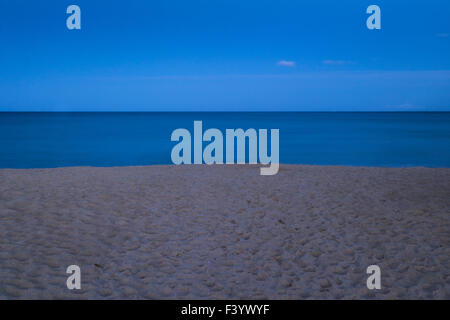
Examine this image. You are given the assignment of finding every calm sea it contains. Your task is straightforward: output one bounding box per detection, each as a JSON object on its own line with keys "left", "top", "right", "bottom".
{"left": 0, "top": 112, "right": 449, "bottom": 168}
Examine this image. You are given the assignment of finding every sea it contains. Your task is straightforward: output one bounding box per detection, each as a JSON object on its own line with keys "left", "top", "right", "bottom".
{"left": 0, "top": 112, "right": 449, "bottom": 169}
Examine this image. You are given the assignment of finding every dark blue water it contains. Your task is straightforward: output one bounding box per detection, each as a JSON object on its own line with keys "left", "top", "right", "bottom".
{"left": 0, "top": 112, "right": 449, "bottom": 168}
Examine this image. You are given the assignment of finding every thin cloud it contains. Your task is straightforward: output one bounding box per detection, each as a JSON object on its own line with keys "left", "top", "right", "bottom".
{"left": 322, "top": 60, "right": 355, "bottom": 65}
{"left": 436, "top": 33, "right": 449, "bottom": 38}
{"left": 277, "top": 60, "right": 296, "bottom": 67}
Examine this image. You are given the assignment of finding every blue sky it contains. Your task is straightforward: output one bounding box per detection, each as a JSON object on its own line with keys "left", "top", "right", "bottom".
{"left": 0, "top": 0, "right": 449, "bottom": 111}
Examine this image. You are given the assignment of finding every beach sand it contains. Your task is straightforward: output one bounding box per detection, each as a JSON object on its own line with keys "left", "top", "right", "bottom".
{"left": 0, "top": 165, "right": 449, "bottom": 299}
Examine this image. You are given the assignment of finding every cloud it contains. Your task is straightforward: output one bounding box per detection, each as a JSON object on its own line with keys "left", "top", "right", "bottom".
{"left": 436, "top": 33, "right": 449, "bottom": 38}
{"left": 322, "top": 60, "right": 355, "bottom": 65}
{"left": 277, "top": 60, "right": 295, "bottom": 67}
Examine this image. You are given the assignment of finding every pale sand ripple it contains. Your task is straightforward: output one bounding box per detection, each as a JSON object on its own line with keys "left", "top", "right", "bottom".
{"left": 0, "top": 165, "right": 449, "bottom": 299}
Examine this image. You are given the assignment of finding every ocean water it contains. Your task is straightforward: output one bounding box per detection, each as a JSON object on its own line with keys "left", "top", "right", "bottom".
{"left": 0, "top": 112, "right": 449, "bottom": 169}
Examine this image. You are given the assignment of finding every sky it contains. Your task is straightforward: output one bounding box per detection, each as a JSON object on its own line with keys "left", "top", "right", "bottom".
{"left": 0, "top": 0, "right": 449, "bottom": 111}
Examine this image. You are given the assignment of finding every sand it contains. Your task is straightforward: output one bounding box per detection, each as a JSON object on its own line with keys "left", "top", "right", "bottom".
{"left": 0, "top": 165, "right": 449, "bottom": 299}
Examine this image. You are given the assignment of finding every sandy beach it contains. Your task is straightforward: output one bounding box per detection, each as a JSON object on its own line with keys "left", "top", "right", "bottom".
{"left": 0, "top": 165, "right": 449, "bottom": 299}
